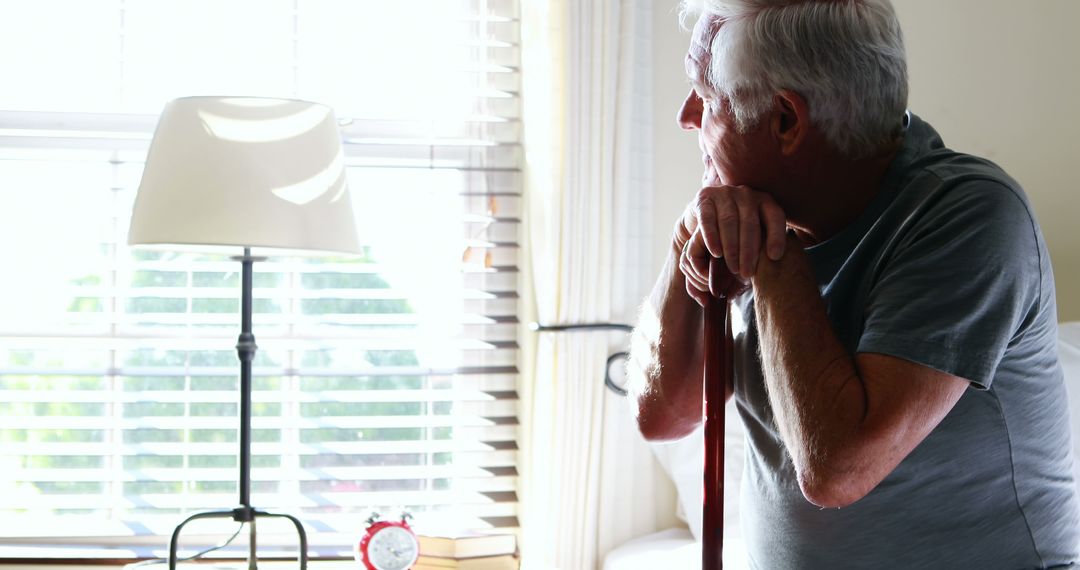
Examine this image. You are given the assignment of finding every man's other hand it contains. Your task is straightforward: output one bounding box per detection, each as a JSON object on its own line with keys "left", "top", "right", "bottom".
{"left": 674, "top": 178, "right": 787, "bottom": 306}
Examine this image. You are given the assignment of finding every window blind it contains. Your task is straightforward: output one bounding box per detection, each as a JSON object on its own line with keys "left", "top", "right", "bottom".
{"left": 0, "top": 0, "right": 520, "bottom": 546}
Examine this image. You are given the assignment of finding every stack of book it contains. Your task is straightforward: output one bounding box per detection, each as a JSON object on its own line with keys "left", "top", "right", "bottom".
{"left": 414, "top": 530, "right": 518, "bottom": 570}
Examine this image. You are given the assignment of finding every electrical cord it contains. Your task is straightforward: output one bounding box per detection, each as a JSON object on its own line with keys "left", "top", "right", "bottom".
{"left": 122, "top": 523, "right": 246, "bottom": 569}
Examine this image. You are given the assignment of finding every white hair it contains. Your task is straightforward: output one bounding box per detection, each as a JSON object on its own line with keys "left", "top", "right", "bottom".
{"left": 681, "top": 0, "right": 908, "bottom": 158}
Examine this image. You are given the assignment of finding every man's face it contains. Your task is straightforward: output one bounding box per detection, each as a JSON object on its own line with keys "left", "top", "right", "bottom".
{"left": 678, "top": 14, "right": 773, "bottom": 188}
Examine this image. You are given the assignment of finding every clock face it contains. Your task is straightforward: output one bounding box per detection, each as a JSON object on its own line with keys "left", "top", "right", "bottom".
{"left": 366, "top": 525, "right": 419, "bottom": 570}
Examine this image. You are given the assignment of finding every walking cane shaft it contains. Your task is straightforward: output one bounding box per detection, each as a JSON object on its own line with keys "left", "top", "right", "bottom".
{"left": 703, "top": 259, "right": 731, "bottom": 570}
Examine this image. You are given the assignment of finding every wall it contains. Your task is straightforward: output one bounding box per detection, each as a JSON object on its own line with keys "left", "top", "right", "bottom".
{"left": 650, "top": 4, "right": 702, "bottom": 283}
{"left": 650, "top": 0, "right": 1080, "bottom": 321}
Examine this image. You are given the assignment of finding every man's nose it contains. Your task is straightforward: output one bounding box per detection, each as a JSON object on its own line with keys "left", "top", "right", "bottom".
{"left": 677, "top": 88, "right": 703, "bottom": 131}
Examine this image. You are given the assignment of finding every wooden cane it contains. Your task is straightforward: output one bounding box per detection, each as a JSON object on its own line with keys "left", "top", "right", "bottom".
{"left": 703, "top": 258, "right": 732, "bottom": 570}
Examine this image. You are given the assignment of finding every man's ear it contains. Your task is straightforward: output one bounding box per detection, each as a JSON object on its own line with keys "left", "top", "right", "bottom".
{"left": 771, "top": 90, "right": 810, "bottom": 156}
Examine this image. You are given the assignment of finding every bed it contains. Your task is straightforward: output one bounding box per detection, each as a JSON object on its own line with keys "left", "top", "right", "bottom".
{"left": 603, "top": 322, "right": 1080, "bottom": 570}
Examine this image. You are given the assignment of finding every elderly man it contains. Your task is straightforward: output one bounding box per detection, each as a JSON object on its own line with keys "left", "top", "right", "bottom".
{"left": 628, "top": 0, "right": 1080, "bottom": 567}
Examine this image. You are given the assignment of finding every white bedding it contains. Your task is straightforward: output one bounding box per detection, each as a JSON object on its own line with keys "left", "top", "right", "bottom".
{"left": 602, "top": 528, "right": 747, "bottom": 570}
{"left": 605, "top": 322, "right": 1080, "bottom": 570}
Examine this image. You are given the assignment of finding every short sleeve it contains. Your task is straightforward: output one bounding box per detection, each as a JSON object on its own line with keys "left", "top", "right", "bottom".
{"left": 856, "top": 179, "right": 1043, "bottom": 388}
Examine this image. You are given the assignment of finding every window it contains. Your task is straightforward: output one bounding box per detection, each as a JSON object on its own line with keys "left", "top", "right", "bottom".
{"left": 0, "top": 0, "right": 520, "bottom": 555}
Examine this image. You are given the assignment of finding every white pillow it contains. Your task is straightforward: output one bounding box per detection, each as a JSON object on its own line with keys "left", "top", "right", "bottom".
{"left": 1060, "top": 322, "right": 1080, "bottom": 379}
{"left": 648, "top": 425, "right": 705, "bottom": 540}
{"left": 648, "top": 410, "right": 745, "bottom": 543}
{"left": 1058, "top": 321, "right": 1080, "bottom": 483}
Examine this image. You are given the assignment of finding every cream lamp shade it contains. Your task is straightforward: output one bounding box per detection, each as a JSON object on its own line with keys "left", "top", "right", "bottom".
{"left": 128, "top": 96, "right": 360, "bottom": 254}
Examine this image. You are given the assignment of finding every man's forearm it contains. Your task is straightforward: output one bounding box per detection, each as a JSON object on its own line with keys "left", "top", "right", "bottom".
{"left": 627, "top": 246, "right": 706, "bottom": 441}
{"left": 752, "top": 235, "right": 871, "bottom": 506}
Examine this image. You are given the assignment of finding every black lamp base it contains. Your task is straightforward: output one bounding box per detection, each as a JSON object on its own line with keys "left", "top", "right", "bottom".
{"left": 167, "top": 250, "right": 307, "bottom": 569}
{"left": 167, "top": 507, "right": 308, "bottom": 569}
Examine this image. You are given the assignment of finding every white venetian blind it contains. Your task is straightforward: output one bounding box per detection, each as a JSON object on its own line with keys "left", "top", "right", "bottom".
{"left": 0, "top": 0, "right": 520, "bottom": 544}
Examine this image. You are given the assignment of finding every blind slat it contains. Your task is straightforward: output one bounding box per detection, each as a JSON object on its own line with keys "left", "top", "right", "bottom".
{"left": 1, "top": 389, "right": 517, "bottom": 404}
{"left": 0, "top": 413, "right": 519, "bottom": 430}
{"left": 1, "top": 492, "right": 521, "bottom": 511}
{"left": 0, "top": 437, "right": 520, "bottom": 458}
{"left": 8, "top": 467, "right": 519, "bottom": 484}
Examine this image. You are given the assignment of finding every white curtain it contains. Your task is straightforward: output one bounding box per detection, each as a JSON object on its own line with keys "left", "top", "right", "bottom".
{"left": 519, "top": 1, "right": 662, "bottom": 568}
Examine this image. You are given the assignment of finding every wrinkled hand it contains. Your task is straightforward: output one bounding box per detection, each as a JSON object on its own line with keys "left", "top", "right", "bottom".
{"left": 674, "top": 170, "right": 788, "bottom": 306}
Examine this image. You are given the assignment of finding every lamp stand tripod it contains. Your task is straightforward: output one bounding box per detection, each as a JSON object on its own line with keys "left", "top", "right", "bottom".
{"left": 168, "top": 248, "right": 308, "bottom": 570}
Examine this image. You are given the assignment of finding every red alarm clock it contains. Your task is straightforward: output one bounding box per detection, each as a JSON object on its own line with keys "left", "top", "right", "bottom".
{"left": 356, "top": 512, "right": 420, "bottom": 570}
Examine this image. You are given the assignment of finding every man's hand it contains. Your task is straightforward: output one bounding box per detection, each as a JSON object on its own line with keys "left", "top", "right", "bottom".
{"left": 674, "top": 173, "right": 788, "bottom": 306}
{"left": 632, "top": 170, "right": 776, "bottom": 440}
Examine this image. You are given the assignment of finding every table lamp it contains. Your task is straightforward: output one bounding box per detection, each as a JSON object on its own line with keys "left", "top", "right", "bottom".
{"left": 128, "top": 96, "right": 362, "bottom": 569}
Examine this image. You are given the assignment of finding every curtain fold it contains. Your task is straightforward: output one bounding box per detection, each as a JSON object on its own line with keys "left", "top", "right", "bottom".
{"left": 520, "top": 1, "right": 660, "bottom": 568}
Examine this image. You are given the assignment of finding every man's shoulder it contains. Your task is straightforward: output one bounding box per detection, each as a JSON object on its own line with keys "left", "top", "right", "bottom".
{"left": 891, "top": 141, "right": 1033, "bottom": 232}
{"left": 882, "top": 166, "right": 1041, "bottom": 272}
{"left": 919, "top": 152, "right": 1022, "bottom": 195}
{"left": 900, "top": 115, "right": 1022, "bottom": 193}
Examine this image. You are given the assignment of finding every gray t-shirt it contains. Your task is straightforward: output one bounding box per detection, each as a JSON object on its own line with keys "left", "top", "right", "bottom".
{"left": 734, "top": 114, "right": 1080, "bottom": 568}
